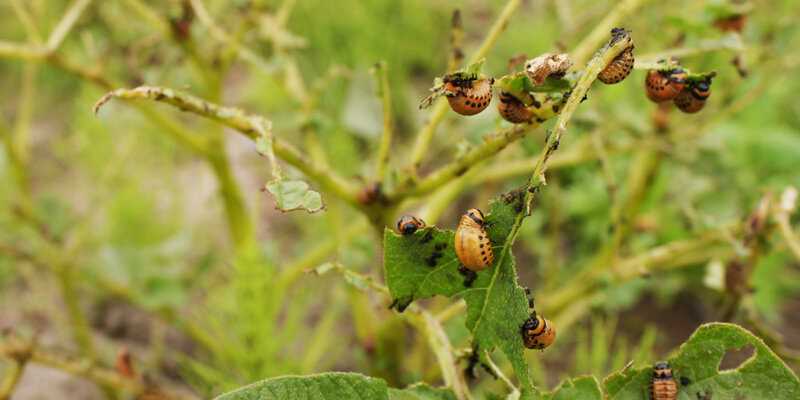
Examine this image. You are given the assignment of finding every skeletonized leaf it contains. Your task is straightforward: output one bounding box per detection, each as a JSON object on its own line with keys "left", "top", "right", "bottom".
{"left": 265, "top": 180, "right": 324, "bottom": 213}
{"left": 604, "top": 323, "right": 800, "bottom": 399}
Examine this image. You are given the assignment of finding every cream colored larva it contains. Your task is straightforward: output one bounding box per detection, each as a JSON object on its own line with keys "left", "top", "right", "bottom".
{"left": 454, "top": 208, "right": 493, "bottom": 271}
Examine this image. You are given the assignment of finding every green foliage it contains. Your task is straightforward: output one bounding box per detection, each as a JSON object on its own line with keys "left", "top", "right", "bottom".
{"left": 385, "top": 188, "right": 535, "bottom": 396}
{"left": 264, "top": 180, "right": 324, "bottom": 213}
{"left": 604, "top": 323, "right": 800, "bottom": 399}
{"left": 214, "top": 372, "right": 455, "bottom": 400}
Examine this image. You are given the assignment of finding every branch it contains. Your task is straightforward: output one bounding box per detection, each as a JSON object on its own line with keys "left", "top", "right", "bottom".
{"left": 408, "top": 0, "right": 522, "bottom": 172}
{"left": 93, "top": 86, "right": 362, "bottom": 207}
{"left": 569, "top": 0, "right": 645, "bottom": 67}
{"left": 371, "top": 61, "right": 394, "bottom": 182}
{"left": 46, "top": 0, "right": 93, "bottom": 51}
{"left": 389, "top": 123, "right": 535, "bottom": 202}
{"left": 0, "top": 337, "right": 195, "bottom": 400}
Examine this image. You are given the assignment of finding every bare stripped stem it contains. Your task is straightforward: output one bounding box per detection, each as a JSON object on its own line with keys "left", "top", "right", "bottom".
{"left": 408, "top": 0, "right": 522, "bottom": 171}
{"left": 418, "top": 312, "right": 471, "bottom": 400}
{"left": 371, "top": 61, "right": 394, "bottom": 182}
{"left": 448, "top": 10, "right": 465, "bottom": 72}
{"left": 93, "top": 86, "right": 362, "bottom": 207}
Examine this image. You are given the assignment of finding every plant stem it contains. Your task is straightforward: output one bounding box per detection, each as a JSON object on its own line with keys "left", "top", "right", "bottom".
{"left": 569, "top": 0, "right": 646, "bottom": 68}
{"left": 372, "top": 61, "right": 394, "bottom": 183}
{"left": 0, "top": 359, "right": 26, "bottom": 400}
{"left": 93, "top": 86, "right": 363, "bottom": 208}
{"left": 407, "top": 0, "right": 521, "bottom": 172}
{"left": 46, "top": 0, "right": 93, "bottom": 51}
{"left": 417, "top": 312, "right": 471, "bottom": 400}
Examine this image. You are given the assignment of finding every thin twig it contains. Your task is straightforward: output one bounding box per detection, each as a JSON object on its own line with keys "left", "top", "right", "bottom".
{"left": 93, "top": 86, "right": 362, "bottom": 207}
{"left": 408, "top": 0, "right": 522, "bottom": 172}
{"left": 569, "top": 0, "right": 646, "bottom": 67}
{"left": 774, "top": 187, "right": 800, "bottom": 262}
{"left": 46, "top": 0, "right": 93, "bottom": 51}
{"left": 371, "top": 61, "right": 394, "bottom": 182}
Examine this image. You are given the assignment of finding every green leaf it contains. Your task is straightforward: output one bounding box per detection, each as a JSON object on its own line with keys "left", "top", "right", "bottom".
{"left": 264, "top": 179, "right": 324, "bottom": 213}
{"left": 388, "top": 383, "right": 457, "bottom": 400}
{"left": 603, "top": 323, "right": 800, "bottom": 399}
{"left": 214, "top": 373, "right": 456, "bottom": 400}
{"left": 541, "top": 376, "right": 602, "bottom": 400}
{"left": 384, "top": 188, "right": 536, "bottom": 397}
{"left": 214, "top": 372, "right": 388, "bottom": 400}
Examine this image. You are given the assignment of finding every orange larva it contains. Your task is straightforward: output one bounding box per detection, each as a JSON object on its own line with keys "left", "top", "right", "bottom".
{"left": 651, "top": 361, "right": 678, "bottom": 400}
{"left": 444, "top": 77, "right": 494, "bottom": 116}
{"left": 454, "top": 208, "right": 493, "bottom": 271}
{"left": 645, "top": 68, "right": 687, "bottom": 103}
{"left": 598, "top": 45, "right": 634, "bottom": 84}
{"left": 714, "top": 14, "right": 747, "bottom": 33}
{"left": 673, "top": 80, "right": 711, "bottom": 114}
{"left": 521, "top": 315, "right": 556, "bottom": 350}
{"left": 497, "top": 92, "right": 534, "bottom": 124}
{"left": 396, "top": 215, "right": 426, "bottom": 235}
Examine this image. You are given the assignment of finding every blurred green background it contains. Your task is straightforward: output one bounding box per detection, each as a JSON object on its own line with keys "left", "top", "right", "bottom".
{"left": 1, "top": 0, "right": 799, "bottom": 398}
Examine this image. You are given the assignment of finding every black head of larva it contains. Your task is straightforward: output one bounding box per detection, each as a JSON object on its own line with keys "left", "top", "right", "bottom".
{"left": 465, "top": 208, "right": 485, "bottom": 226}
{"left": 674, "top": 79, "right": 712, "bottom": 114}
{"left": 396, "top": 215, "right": 425, "bottom": 235}
{"left": 653, "top": 361, "right": 673, "bottom": 378}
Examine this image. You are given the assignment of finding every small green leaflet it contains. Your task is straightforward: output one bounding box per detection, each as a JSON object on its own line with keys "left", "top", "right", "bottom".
{"left": 495, "top": 72, "right": 571, "bottom": 104}
{"left": 214, "top": 372, "right": 455, "bottom": 400}
{"left": 264, "top": 180, "right": 324, "bottom": 213}
{"left": 384, "top": 188, "right": 537, "bottom": 398}
{"left": 604, "top": 323, "right": 800, "bottom": 399}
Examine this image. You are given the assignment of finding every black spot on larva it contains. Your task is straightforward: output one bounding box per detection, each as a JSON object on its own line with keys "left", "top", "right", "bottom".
{"left": 479, "top": 244, "right": 484, "bottom": 248}
{"left": 531, "top": 98, "right": 541, "bottom": 108}
{"left": 481, "top": 251, "right": 486, "bottom": 255}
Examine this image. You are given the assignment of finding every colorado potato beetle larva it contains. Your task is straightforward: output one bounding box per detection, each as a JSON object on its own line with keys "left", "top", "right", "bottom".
{"left": 497, "top": 91, "right": 534, "bottom": 124}
{"left": 396, "top": 215, "right": 426, "bottom": 236}
{"left": 673, "top": 79, "right": 711, "bottom": 114}
{"left": 521, "top": 314, "right": 556, "bottom": 350}
{"left": 454, "top": 208, "right": 493, "bottom": 271}
{"left": 598, "top": 45, "right": 634, "bottom": 84}
{"left": 645, "top": 68, "right": 687, "bottom": 103}
{"left": 651, "top": 361, "right": 678, "bottom": 400}
{"left": 443, "top": 76, "right": 494, "bottom": 116}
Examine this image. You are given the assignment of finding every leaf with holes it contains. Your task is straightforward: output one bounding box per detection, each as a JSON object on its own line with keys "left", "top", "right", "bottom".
{"left": 384, "top": 188, "right": 536, "bottom": 398}
{"left": 603, "top": 322, "right": 800, "bottom": 399}
{"left": 215, "top": 372, "right": 456, "bottom": 400}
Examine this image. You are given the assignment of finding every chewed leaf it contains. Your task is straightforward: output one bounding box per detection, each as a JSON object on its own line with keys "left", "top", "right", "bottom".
{"left": 603, "top": 323, "right": 800, "bottom": 399}
{"left": 496, "top": 73, "right": 571, "bottom": 105}
{"left": 540, "top": 376, "right": 602, "bottom": 400}
{"left": 265, "top": 179, "right": 324, "bottom": 213}
{"left": 384, "top": 188, "right": 536, "bottom": 397}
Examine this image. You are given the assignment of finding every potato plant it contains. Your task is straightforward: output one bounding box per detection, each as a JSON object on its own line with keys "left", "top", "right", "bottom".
{"left": 1, "top": 1, "right": 800, "bottom": 400}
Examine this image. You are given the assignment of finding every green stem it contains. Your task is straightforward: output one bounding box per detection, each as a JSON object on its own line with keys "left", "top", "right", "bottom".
{"left": 94, "top": 86, "right": 363, "bottom": 208}
{"left": 569, "top": 0, "right": 646, "bottom": 67}
{"left": 372, "top": 61, "right": 394, "bottom": 182}
{"left": 407, "top": 0, "right": 522, "bottom": 172}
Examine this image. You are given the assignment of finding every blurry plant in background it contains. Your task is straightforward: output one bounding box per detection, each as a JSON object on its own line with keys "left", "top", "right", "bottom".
{"left": 0, "top": 0, "right": 799, "bottom": 399}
